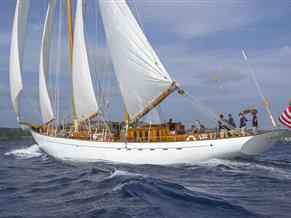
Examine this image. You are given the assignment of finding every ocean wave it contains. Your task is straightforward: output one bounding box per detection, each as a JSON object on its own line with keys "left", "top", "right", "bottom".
{"left": 108, "top": 169, "right": 145, "bottom": 179}
{"left": 4, "top": 144, "right": 43, "bottom": 159}
{"left": 109, "top": 177, "right": 265, "bottom": 218}
{"left": 1, "top": 141, "right": 290, "bottom": 218}
{"left": 195, "top": 158, "right": 291, "bottom": 180}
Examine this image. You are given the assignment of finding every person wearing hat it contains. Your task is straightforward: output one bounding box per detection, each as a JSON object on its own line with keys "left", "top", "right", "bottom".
{"left": 218, "top": 114, "right": 227, "bottom": 138}
{"left": 228, "top": 113, "right": 236, "bottom": 136}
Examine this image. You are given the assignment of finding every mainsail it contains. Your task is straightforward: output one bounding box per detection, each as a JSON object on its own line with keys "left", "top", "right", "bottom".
{"left": 9, "top": 0, "right": 30, "bottom": 122}
{"left": 100, "top": 0, "right": 176, "bottom": 122}
{"left": 72, "top": 0, "right": 99, "bottom": 122}
{"left": 39, "top": 0, "right": 56, "bottom": 124}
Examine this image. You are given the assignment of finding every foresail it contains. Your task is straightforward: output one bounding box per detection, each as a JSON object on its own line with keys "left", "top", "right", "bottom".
{"left": 39, "top": 0, "right": 56, "bottom": 124}
{"left": 72, "top": 0, "right": 99, "bottom": 122}
{"left": 10, "top": 0, "right": 30, "bottom": 122}
{"left": 100, "top": 0, "right": 174, "bottom": 121}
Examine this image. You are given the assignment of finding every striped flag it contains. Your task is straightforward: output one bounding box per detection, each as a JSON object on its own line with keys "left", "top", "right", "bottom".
{"left": 279, "top": 106, "right": 291, "bottom": 129}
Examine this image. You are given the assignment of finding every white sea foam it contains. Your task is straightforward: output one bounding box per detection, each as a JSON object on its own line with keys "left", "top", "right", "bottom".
{"left": 4, "top": 144, "right": 43, "bottom": 159}
{"left": 108, "top": 169, "right": 142, "bottom": 179}
{"left": 110, "top": 170, "right": 148, "bottom": 192}
{"left": 113, "top": 183, "right": 126, "bottom": 191}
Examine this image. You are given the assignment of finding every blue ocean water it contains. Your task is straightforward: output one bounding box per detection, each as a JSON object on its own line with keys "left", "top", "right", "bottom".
{"left": 0, "top": 140, "right": 291, "bottom": 218}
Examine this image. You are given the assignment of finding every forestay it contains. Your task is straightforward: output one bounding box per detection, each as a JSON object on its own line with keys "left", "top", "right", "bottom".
{"left": 39, "top": 0, "right": 56, "bottom": 124}
{"left": 10, "top": 0, "right": 30, "bottom": 122}
{"left": 72, "top": 0, "right": 99, "bottom": 122}
{"left": 100, "top": 0, "right": 174, "bottom": 121}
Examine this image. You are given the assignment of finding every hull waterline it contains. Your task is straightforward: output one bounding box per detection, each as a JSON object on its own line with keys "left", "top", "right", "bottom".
{"left": 31, "top": 129, "right": 286, "bottom": 165}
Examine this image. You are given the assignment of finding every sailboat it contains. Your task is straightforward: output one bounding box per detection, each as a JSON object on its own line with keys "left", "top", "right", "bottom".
{"left": 10, "top": 0, "right": 287, "bottom": 164}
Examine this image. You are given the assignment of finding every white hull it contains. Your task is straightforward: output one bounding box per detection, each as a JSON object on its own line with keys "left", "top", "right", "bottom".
{"left": 31, "top": 129, "right": 286, "bottom": 165}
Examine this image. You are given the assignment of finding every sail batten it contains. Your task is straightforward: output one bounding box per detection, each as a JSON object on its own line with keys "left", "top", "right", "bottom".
{"left": 10, "top": 0, "right": 30, "bottom": 122}
{"left": 72, "top": 0, "right": 99, "bottom": 122}
{"left": 39, "top": 0, "right": 56, "bottom": 124}
{"left": 100, "top": 0, "right": 174, "bottom": 121}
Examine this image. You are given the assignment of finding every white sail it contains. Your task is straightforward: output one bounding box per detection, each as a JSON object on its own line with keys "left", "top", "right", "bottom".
{"left": 72, "top": 0, "right": 99, "bottom": 122}
{"left": 9, "top": 0, "right": 30, "bottom": 122}
{"left": 100, "top": 0, "right": 174, "bottom": 120}
{"left": 39, "top": 0, "right": 56, "bottom": 124}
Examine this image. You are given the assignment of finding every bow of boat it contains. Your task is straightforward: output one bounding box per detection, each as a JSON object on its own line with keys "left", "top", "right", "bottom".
{"left": 240, "top": 129, "right": 287, "bottom": 155}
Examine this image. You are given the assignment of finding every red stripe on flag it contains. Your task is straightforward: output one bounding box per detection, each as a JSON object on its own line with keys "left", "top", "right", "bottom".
{"left": 281, "top": 114, "right": 291, "bottom": 124}
{"left": 279, "top": 116, "right": 291, "bottom": 128}
{"left": 283, "top": 111, "right": 291, "bottom": 121}
{"left": 286, "top": 107, "right": 291, "bottom": 116}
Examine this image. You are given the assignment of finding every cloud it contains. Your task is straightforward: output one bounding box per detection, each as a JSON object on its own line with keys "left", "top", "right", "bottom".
{"left": 201, "top": 70, "right": 248, "bottom": 86}
{"left": 0, "top": 31, "right": 10, "bottom": 46}
{"left": 1, "top": 1, "right": 290, "bottom": 128}
{"left": 279, "top": 46, "right": 291, "bottom": 56}
{"left": 0, "top": 83, "right": 9, "bottom": 96}
{"left": 132, "top": 1, "right": 263, "bottom": 39}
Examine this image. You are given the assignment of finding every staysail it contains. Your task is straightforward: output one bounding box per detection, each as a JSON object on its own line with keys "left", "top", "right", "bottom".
{"left": 100, "top": 0, "right": 176, "bottom": 123}
{"left": 39, "top": 0, "right": 56, "bottom": 124}
{"left": 10, "top": 0, "right": 30, "bottom": 122}
{"left": 72, "top": 0, "right": 99, "bottom": 122}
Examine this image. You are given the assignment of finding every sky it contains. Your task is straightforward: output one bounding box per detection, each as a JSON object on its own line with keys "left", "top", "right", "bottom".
{"left": 0, "top": 0, "right": 290, "bottom": 129}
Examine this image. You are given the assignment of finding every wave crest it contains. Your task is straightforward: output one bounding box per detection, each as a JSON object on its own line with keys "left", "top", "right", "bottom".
{"left": 4, "top": 144, "right": 43, "bottom": 159}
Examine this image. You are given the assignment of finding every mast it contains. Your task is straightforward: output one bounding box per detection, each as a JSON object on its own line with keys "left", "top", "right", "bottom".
{"left": 124, "top": 106, "right": 129, "bottom": 137}
{"left": 67, "top": 0, "right": 78, "bottom": 130}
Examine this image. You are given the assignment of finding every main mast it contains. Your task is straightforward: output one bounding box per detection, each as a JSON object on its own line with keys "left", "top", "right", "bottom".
{"left": 67, "top": 0, "right": 78, "bottom": 130}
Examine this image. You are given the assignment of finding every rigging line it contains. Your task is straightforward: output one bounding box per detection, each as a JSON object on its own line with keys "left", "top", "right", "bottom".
{"left": 212, "top": 74, "right": 238, "bottom": 117}
{"left": 84, "top": 2, "right": 107, "bottom": 127}
{"left": 94, "top": 0, "right": 99, "bottom": 93}
{"left": 183, "top": 94, "right": 236, "bottom": 132}
{"left": 232, "top": 31, "right": 276, "bottom": 127}
{"left": 194, "top": 37, "right": 203, "bottom": 50}
{"left": 83, "top": 8, "right": 99, "bottom": 116}
{"left": 133, "top": 0, "right": 145, "bottom": 33}
{"left": 84, "top": 3, "right": 98, "bottom": 96}
{"left": 85, "top": 3, "right": 105, "bottom": 120}
{"left": 90, "top": 14, "right": 106, "bottom": 117}
{"left": 131, "top": 0, "right": 160, "bottom": 68}
{"left": 100, "top": 45, "right": 111, "bottom": 121}
{"left": 182, "top": 90, "right": 239, "bottom": 132}
{"left": 22, "top": 88, "right": 42, "bottom": 121}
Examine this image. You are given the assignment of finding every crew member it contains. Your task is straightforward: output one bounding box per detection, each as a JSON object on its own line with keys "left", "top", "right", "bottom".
{"left": 239, "top": 113, "right": 248, "bottom": 136}
{"left": 218, "top": 114, "right": 227, "bottom": 138}
{"left": 228, "top": 113, "right": 236, "bottom": 136}
{"left": 252, "top": 112, "right": 258, "bottom": 134}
